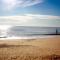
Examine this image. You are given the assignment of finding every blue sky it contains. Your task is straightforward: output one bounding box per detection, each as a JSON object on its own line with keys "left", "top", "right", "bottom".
{"left": 15, "top": 0, "right": 60, "bottom": 16}
{"left": 0, "top": 0, "right": 60, "bottom": 16}
{"left": 0, "top": 0, "right": 60, "bottom": 27}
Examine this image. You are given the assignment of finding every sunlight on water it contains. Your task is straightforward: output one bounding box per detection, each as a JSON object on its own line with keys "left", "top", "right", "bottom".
{"left": 0, "top": 25, "right": 12, "bottom": 37}
{"left": 0, "top": 25, "right": 11, "bottom": 30}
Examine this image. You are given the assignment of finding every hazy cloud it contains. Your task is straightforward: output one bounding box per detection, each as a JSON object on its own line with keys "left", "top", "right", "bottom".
{"left": 1, "top": 0, "right": 43, "bottom": 11}
{"left": 0, "top": 14, "right": 60, "bottom": 27}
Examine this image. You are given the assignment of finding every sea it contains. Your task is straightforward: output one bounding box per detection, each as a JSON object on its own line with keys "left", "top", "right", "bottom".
{"left": 0, "top": 26, "right": 60, "bottom": 40}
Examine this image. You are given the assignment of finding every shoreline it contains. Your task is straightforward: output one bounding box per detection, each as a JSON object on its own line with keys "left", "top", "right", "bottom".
{"left": 0, "top": 35, "right": 60, "bottom": 40}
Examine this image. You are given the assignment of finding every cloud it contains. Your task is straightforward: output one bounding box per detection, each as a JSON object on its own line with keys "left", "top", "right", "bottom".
{"left": 0, "top": 14, "right": 60, "bottom": 27}
{"left": 1, "top": 0, "right": 43, "bottom": 11}
{"left": 26, "top": 14, "right": 60, "bottom": 19}
{"left": 2, "top": 0, "right": 17, "bottom": 11}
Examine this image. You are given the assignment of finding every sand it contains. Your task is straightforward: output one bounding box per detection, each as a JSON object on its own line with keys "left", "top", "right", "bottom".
{"left": 0, "top": 35, "right": 60, "bottom": 60}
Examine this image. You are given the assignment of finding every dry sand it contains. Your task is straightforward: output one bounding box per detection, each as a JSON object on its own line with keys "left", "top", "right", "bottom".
{"left": 0, "top": 35, "right": 60, "bottom": 60}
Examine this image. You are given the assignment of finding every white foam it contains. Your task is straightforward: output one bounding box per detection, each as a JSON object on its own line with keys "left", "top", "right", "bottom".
{"left": 0, "top": 35, "right": 57, "bottom": 40}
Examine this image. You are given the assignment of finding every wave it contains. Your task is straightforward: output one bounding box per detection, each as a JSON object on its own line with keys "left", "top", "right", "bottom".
{"left": 0, "top": 35, "right": 57, "bottom": 40}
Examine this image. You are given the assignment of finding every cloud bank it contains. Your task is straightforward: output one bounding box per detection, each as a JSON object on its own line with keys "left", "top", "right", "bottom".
{"left": 1, "top": 0, "right": 43, "bottom": 11}
{"left": 0, "top": 14, "right": 60, "bottom": 27}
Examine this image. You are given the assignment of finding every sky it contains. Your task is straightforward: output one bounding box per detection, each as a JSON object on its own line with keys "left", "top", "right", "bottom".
{"left": 0, "top": 0, "right": 60, "bottom": 27}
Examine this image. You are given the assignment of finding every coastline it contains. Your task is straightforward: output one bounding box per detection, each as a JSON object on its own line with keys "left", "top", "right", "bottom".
{"left": 0, "top": 35, "right": 60, "bottom": 40}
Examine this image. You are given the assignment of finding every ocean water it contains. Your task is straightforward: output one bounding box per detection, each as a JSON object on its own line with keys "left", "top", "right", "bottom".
{"left": 8, "top": 26, "right": 60, "bottom": 36}
{"left": 0, "top": 26, "right": 60, "bottom": 39}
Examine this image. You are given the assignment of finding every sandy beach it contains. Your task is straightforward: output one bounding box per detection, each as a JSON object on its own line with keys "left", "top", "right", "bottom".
{"left": 0, "top": 35, "right": 60, "bottom": 60}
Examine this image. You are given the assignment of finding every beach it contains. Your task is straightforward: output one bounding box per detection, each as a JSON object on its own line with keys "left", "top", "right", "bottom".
{"left": 0, "top": 35, "right": 60, "bottom": 60}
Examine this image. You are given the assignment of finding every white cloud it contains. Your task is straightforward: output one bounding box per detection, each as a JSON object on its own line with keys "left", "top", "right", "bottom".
{"left": 0, "top": 14, "right": 60, "bottom": 27}
{"left": 1, "top": 0, "right": 43, "bottom": 11}
{"left": 2, "top": 0, "right": 17, "bottom": 10}
{"left": 26, "top": 14, "right": 60, "bottom": 19}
